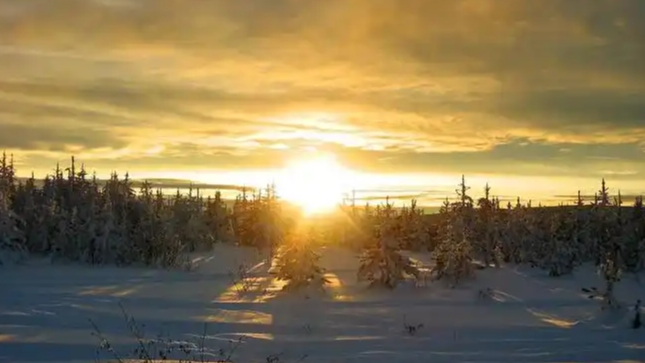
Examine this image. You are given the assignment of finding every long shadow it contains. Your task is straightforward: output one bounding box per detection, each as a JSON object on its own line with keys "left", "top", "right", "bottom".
{"left": 253, "top": 247, "right": 645, "bottom": 363}
{"left": 0, "top": 252, "right": 269, "bottom": 363}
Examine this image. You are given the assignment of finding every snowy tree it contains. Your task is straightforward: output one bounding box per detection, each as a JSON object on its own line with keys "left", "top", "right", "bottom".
{"left": 358, "top": 200, "right": 419, "bottom": 288}
{"left": 205, "top": 191, "right": 232, "bottom": 243}
{"left": 475, "top": 184, "right": 501, "bottom": 268}
{"left": 432, "top": 176, "right": 476, "bottom": 286}
{"left": 0, "top": 155, "right": 291, "bottom": 268}
{"left": 0, "top": 191, "right": 26, "bottom": 265}
{"left": 537, "top": 210, "right": 577, "bottom": 276}
{"left": 592, "top": 180, "right": 622, "bottom": 309}
{"left": 622, "top": 196, "right": 645, "bottom": 272}
{"left": 341, "top": 200, "right": 374, "bottom": 252}
{"left": 571, "top": 191, "right": 592, "bottom": 263}
{"left": 0, "top": 152, "right": 16, "bottom": 199}
{"left": 500, "top": 199, "right": 522, "bottom": 263}
{"left": 12, "top": 176, "right": 48, "bottom": 254}
{"left": 432, "top": 203, "right": 475, "bottom": 286}
{"left": 272, "top": 228, "right": 328, "bottom": 291}
{"left": 257, "top": 184, "right": 284, "bottom": 256}
{"left": 400, "top": 199, "right": 426, "bottom": 251}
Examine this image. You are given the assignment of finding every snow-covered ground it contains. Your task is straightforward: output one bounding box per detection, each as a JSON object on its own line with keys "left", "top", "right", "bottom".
{"left": 1, "top": 245, "right": 644, "bottom": 363}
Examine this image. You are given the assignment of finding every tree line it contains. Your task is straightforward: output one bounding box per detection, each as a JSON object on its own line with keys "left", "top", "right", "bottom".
{"left": 0, "top": 154, "right": 284, "bottom": 267}
{"left": 340, "top": 176, "right": 644, "bottom": 309}
{"left": 2, "top": 153, "right": 644, "bottom": 308}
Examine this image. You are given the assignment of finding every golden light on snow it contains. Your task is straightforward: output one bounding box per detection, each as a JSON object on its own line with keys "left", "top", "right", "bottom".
{"left": 277, "top": 154, "right": 350, "bottom": 215}
{"left": 215, "top": 275, "right": 288, "bottom": 303}
{"left": 323, "top": 273, "right": 342, "bottom": 288}
{"left": 526, "top": 308, "right": 580, "bottom": 329}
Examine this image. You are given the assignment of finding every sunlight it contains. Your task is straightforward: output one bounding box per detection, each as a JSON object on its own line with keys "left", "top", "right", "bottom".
{"left": 0, "top": 334, "right": 15, "bottom": 342}
{"left": 526, "top": 308, "right": 580, "bottom": 329}
{"left": 277, "top": 154, "right": 349, "bottom": 215}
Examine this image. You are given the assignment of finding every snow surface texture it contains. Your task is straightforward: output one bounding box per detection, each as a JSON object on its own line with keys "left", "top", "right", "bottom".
{"left": 1, "top": 244, "right": 644, "bottom": 363}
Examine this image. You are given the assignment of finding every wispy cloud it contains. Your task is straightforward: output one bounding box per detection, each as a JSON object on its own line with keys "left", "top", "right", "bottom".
{"left": 0, "top": 0, "right": 644, "bottom": 189}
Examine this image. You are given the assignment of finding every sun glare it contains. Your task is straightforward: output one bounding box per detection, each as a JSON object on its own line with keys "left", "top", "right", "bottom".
{"left": 277, "top": 155, "right": 349, "bottom": 215}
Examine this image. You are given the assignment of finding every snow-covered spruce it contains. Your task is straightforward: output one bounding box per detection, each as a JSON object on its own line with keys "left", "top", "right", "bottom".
{"left": 432, "top": 176, "right": 475, "bottom": 286}
{"left": 0, "top": 156, "right": 288, "bottom": 269}
{"left": 0, "top": 191, "right": 27, "bottom": 266}
{"left": 593, "top": 180, "right": 622, "bottom": 309}
{"left": 432, "top": 215, "right": 475, "bottom": 286}
{"left": 623, "top": 196, "right": 645, "bottom": 272}
{"left": 399, "top": 199, "right": 426, "bottom": 251}
{"left": 358, "top": 202, "right": 420, "bottom": 288}
{"left": 474, "top": 184, "right": 501, "bottom": 268}
{"left": 271, "top": 231, "right": 328, "bottom": 291}
{"left": 533, "top": 210, "right": 577, "bottom": 277}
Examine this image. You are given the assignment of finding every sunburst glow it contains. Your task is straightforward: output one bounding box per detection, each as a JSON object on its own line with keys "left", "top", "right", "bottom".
{"left": 277, "top": 155, "right": 349, "bottom": 215}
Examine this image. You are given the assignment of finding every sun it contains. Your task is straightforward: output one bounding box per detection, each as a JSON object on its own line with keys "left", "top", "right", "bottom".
{"left": 277, "top": 155, "right": 349, "bottom": 215}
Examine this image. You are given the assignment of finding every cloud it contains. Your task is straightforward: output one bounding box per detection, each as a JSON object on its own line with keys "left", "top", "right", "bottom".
{"left": 0, "top": 0, "right": 644, "bottom": 186}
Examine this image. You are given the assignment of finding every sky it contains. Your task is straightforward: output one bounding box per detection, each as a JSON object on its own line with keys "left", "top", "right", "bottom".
{"left": 1, "top": 0, "right": 645, "bottom": 205}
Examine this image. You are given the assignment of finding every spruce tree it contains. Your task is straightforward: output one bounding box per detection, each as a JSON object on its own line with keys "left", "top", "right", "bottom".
{"left": 206, "top": 191, "right": 231, "bottom": 244}
{"left": 572, "top": 191, "right": 591, "bottom": 263}
{"left": 593, "top": 180, "right": 621, "bottom": 309}
{"left": 400, "top": 199, "right": 425, "bottom": 251}
{"left": 475, "top": 184, "right": 500, "bottom": 268}
{"left": 539, "top": 210, "right": 576, "bottom": 276}
{"left": 272, "top": 228, "right": 328, "bottom": 291}
{"left": 432, "top": 176, "right": 475, "bottom": 286}
{"left": 358, "top": 199, "right": 419, "bottom": 288}
{"left": 623, "top": 196, "right": 645, "bottom": 272}
{"left": 0, "top": 191, "right": 26, "bottom": 265}
{"left": 432, "top": 202, "right": 475, "bottom": 286}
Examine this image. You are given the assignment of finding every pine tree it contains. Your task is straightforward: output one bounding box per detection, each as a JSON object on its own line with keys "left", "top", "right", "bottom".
{"left": 358, "top": 200, "right": 419, "bottom": 288}
{"left": 538, "top": 209, "right": 576, "bottom": 276}
{"left": 0, "top": 152, "right": 16, "bottom": 199}
{"left": 432, "top": 176, "right": 476, "bottom": 285}
{"left": 593, "top": 180, "right": 621, "bottom": 309}
{"left": 206, "top": 191, "right": 231, "bottom": 243}
{"left": 432, "top": 202, "right": 475, "bottom": 286}
{"left": 475, "top": 183, "right": 500, "bottom": 267}
{"left": 572, "top": 191, "right": 591, "bottom": 263}
{"left": 623, "top": 196, "right": 645, "bottom": 272}
{"left": 0, "top": 191, "right": 27, "bottom": 265}
{"left": 400, "top": 199, "right": 425, "bottom": 251}
{"left": 272, "top": 228, "right": 328, "bottom": 291}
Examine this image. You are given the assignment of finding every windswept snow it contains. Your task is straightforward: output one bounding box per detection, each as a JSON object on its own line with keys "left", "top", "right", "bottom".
{"left": 1, "top": 244, "right": 644, "bottom": 363}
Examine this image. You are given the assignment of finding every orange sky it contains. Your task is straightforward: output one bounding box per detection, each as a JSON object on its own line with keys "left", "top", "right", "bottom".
{"left": 1, "top": 0, "right": 645, "bottom": 205}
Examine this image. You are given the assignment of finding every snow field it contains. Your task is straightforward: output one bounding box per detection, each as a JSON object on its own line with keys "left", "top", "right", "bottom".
{"left": 1, "top": 244, "right": 644, "bottom": 363}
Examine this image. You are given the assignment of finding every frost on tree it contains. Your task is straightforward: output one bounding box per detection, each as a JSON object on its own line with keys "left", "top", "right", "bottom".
{"left": 433, "top": 206, "right": 475, "bottom": 286}
{"left": 0, "top": 153, "right": 26, "bottom": 265}
{"left": 500, "top": 198, "right": 533, "bottom": 264}
{"left": 432, "top": 176, "right": 475, "bottom": 286}
{"left": 358, "top": 199, "right": 419, "bottom": 289}
{"left": 592, "top": 179, "right": 622, "bottom": 309}
{"left": 272, "top": 229, "right": 328, "bottom": 291}
{"left": 0, "top": 191, "right": 26, "bottom": 265}
{"left": 623, "top": 196, "right": 645, "bottom": 272}
{"left": 535, "top": 210, "right": 577, "bottom": 277}
{"left": 399, "top": 199, "right": 426, "bottom": 251}
{"left": 475, "top": 184, "right": 501, "bottom": 268}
